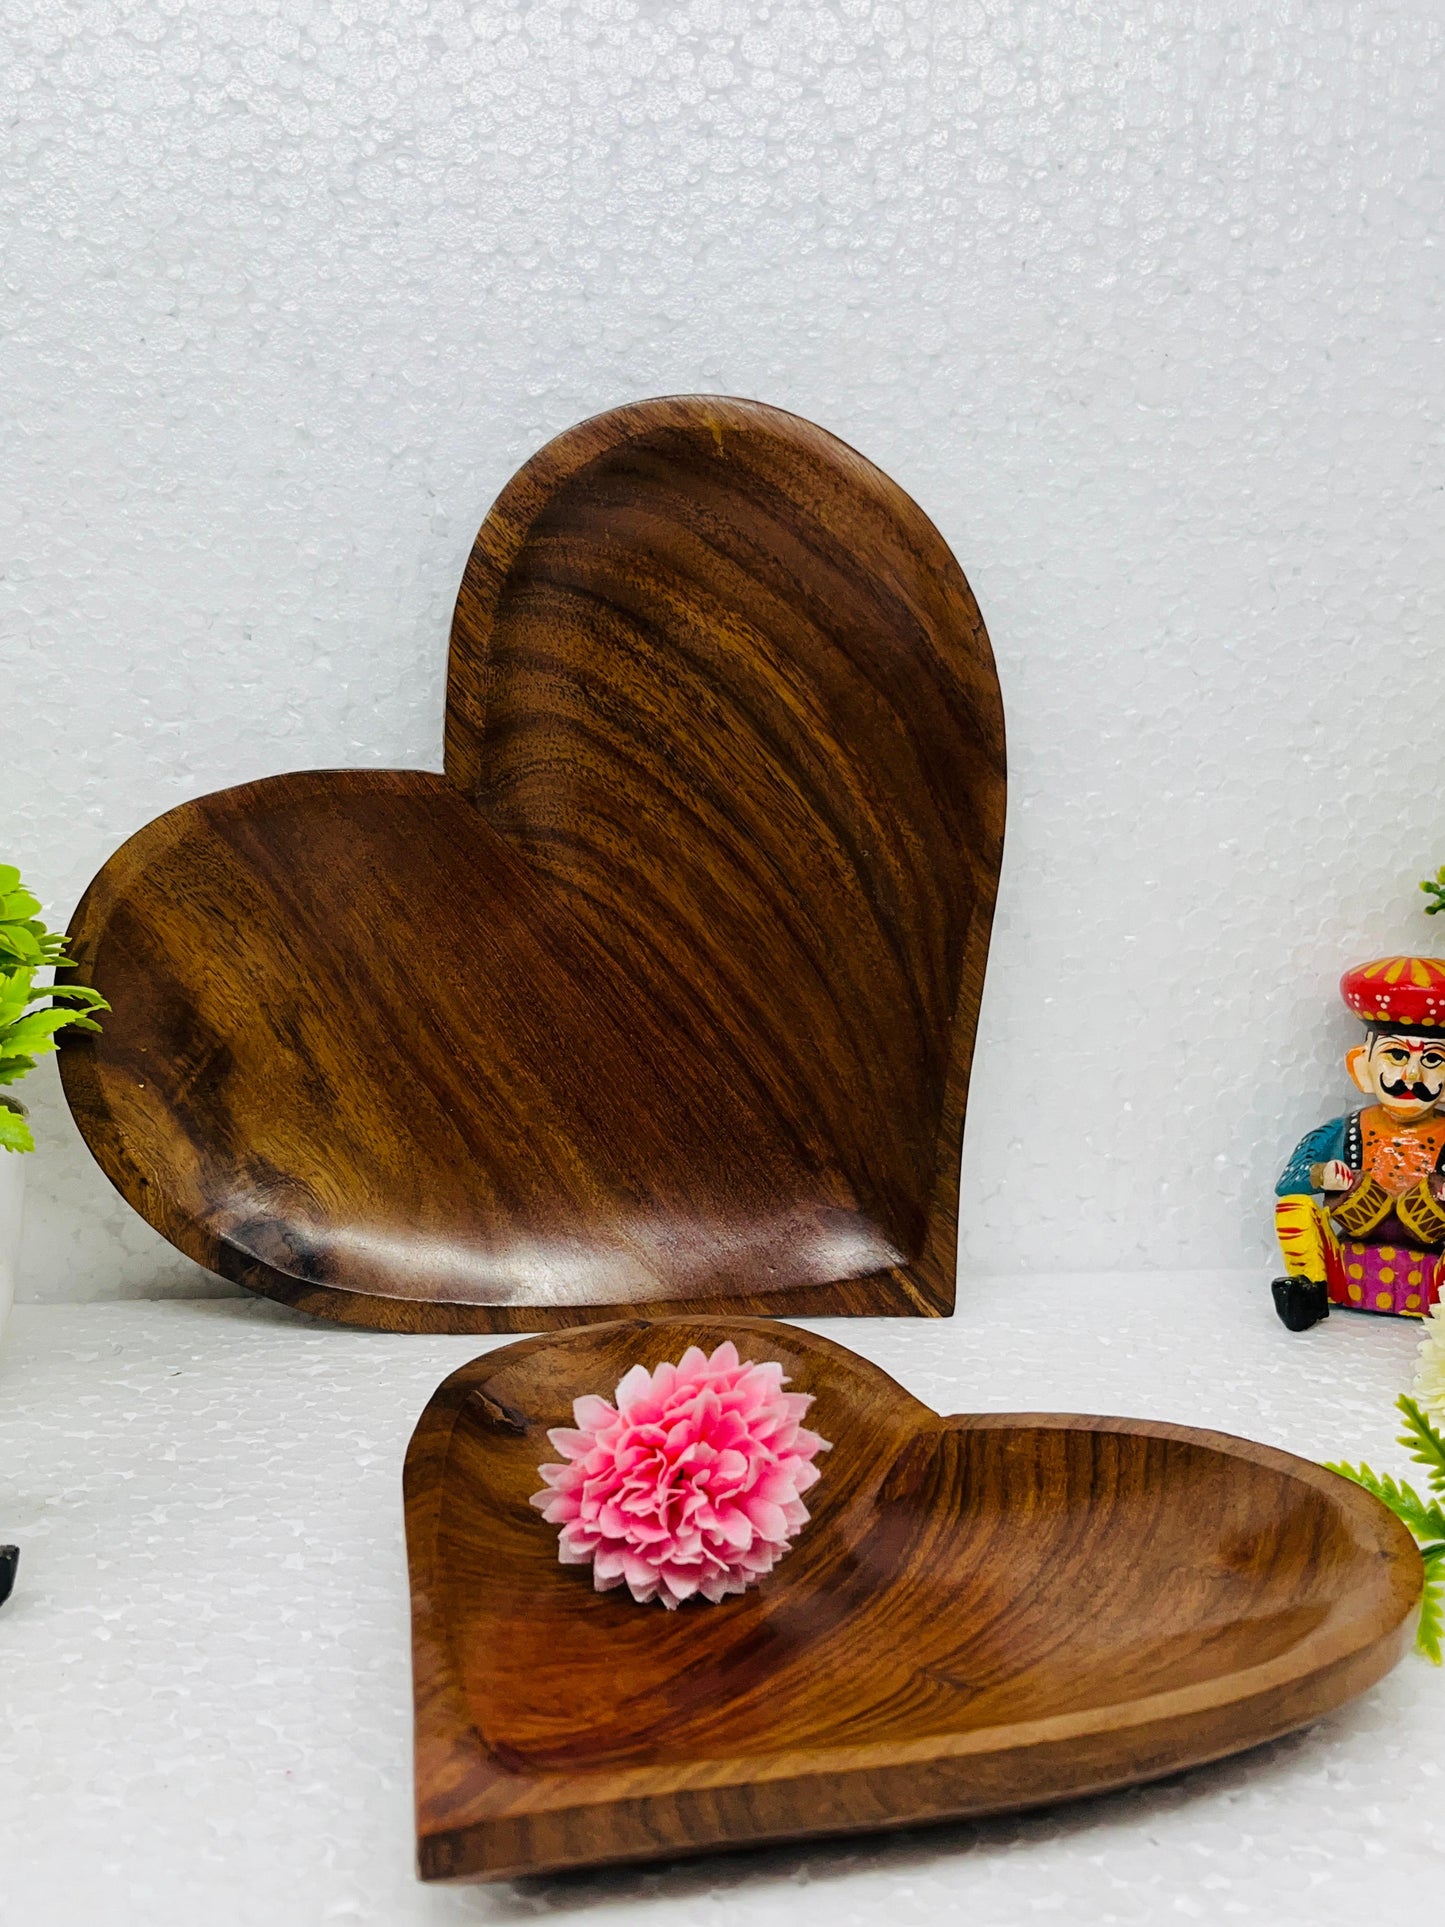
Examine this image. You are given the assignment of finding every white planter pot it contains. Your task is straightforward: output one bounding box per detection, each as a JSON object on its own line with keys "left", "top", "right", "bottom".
{"left": 0, "top": 1148, "right": 25, "bottom": 1349}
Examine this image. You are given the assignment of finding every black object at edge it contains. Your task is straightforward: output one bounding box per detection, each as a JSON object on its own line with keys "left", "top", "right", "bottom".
{"left": 0, "top": 1545, "right": 17, "bottom": 1606}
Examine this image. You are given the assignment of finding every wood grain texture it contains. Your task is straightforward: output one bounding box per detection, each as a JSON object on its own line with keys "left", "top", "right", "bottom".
{"left": 58, "top": 396, "right": 1005, "bottom": 1330}
{"left": 405, "top": 1317, "right": 1423, "bottom": 1882}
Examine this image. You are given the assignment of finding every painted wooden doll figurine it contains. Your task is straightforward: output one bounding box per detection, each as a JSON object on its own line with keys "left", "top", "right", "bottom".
{"left": 1273, "top": 957, "right": 1445, "bottom": 1331}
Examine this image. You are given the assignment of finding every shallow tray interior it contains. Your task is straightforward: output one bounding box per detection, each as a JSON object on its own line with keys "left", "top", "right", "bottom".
{"left": 404, "top": 1318, "right": 1421, "bottom": 1882}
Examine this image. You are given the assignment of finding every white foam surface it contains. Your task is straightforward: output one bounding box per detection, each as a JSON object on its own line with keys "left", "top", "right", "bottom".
{"left": 1, "top": 1273, "right": 1440, "bottom": 1924}
{"left": 5, "top": 1, "right": 1444, "bottom": 1296}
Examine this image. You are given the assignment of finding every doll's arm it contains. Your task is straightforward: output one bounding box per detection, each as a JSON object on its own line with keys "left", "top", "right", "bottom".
{"left": 1276, "top": 1119, "right": 1349, "bottom": 1198}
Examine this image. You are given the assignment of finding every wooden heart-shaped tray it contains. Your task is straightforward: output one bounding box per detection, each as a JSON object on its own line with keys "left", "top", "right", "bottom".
{"left": 404, "top": 1318, "right": 1422, "bottom": 1882}
{"left": 58, "top": 395, "right": 1005, "bottom": 1331}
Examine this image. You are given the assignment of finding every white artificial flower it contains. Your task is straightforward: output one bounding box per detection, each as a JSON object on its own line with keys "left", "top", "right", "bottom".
{"left": 1414, "top": 1302, "right": 1445, "bottom": 1422}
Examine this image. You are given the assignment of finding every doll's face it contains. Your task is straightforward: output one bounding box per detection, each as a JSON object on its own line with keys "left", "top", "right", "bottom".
{"left": 1347, "top": 1033, "right": 1445, "bottom": 1122}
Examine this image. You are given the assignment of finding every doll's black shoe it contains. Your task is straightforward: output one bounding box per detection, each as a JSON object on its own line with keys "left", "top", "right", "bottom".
{"left": 0, "top": 1546, "right": 16, "bottom": 1607}
{"left": 1271, "top": 1276, "right": 1330, "bottom": 1331}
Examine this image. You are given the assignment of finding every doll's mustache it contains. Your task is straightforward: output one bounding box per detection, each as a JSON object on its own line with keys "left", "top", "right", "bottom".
{"left": 1380, "top": 1076, "right": 1437, "bottom": 1101}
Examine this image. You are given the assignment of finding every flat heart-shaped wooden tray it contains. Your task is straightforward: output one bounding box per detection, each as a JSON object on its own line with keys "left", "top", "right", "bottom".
{"left": 404, "top": 1319, "right": 1422, "bottom": 1882}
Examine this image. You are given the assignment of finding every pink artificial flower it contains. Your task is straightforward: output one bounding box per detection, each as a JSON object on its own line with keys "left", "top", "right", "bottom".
{"left": 530, "top": 1341, "right": 830, "bottom": 1609}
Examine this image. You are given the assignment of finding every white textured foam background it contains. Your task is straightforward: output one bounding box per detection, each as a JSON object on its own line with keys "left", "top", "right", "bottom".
{"left": 2, "top": 1, "right": 1442, "bottom": 1299}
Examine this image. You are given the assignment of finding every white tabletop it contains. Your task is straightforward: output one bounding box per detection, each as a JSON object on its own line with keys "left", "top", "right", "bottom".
{"left": 1, "top": 1274, "right": 1440, "bottom": 1926}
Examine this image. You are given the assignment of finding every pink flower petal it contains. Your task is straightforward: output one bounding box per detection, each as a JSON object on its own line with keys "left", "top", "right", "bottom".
{"left": 571, "top": 1394, "right": 617, "bottom": 1432}
{"left": 529, "top": 1347, "right": 829, "bottom": 1608}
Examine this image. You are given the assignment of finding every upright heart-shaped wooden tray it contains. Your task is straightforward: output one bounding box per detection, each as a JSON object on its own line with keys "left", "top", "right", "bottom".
{"left": 404, "top": 1319, "right": 1422, "bottom": 1883}
{"left": 58, "top": 396, "right": 1005, "bottom": 1330}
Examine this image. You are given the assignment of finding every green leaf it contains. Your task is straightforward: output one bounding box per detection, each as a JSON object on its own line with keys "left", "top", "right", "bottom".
{"left": 1396, "top": 1396, "right": 1445, "bottom": 1496}
{"left": 0, "top": 1010, "right": 87, "bottom": 1056}
{"left": 44, "top": 983, "right": 108, "bottom": 1011}
{"left": 0, "top": 927, "right": 43, "bottom": 965}
{"left": 0, "top": 1013, "right": 67, "bottom": 1052}
{"left": 1324, "top": 1459, "right": 1445, "bottom": 1540}
{"left": 0, "top": 1105, "right": 34, "bottom": 1153}
{"left": 1418, "top": 1566, "right": 1444, "bottom": 1665}
{"left": 0, "top": 864, "right": 101, "bottom": 1063}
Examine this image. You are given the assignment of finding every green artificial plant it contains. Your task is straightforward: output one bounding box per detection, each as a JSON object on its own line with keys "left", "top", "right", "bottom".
{"left": 1328, "top": 1395, "right": 1445, "bottom": 1663}
{"left": 1420, "top": 866, "right": 1445, "bottom": 916}
{"left": 0, "top": 863, "right": 108, "bottom": 1153}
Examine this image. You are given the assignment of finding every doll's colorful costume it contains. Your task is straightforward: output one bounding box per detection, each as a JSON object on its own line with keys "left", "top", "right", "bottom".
{"left": 1274, "top": 956, "right": 1445, "bottom": 1324}
{"left": 1275, "top": 1108, "right": 1445, "bottom": 1316}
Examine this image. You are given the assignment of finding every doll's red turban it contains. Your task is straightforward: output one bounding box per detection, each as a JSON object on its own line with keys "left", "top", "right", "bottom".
{"left": 1341, "top": 956, "right": 1445, "bottom": 1033}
